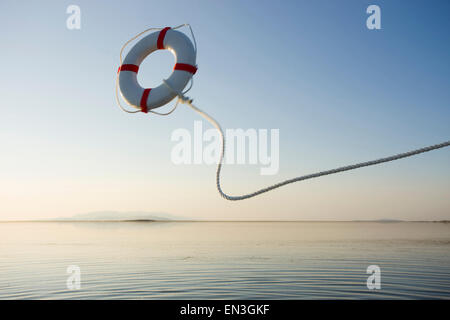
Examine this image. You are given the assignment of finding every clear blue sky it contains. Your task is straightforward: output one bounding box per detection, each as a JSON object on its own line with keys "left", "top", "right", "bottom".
{"left": 0, "top": 0, "right": 449, "bottom": 220}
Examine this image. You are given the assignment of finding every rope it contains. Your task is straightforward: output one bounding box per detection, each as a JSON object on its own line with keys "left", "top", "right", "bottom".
{"left": 118, "top": 26, "right": 450, "bottom": 201}
{"left": 160, "top": 80, "right": 450, "bottom": 201}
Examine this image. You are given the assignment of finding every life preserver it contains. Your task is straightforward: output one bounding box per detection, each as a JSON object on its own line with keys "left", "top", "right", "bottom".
{"left": 118, "top": 27, "right": 197, "bottom": 113}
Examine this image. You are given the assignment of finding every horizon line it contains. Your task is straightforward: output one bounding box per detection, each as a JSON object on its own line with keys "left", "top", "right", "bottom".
{"left": 0, "top": 219, "right": 449, "bottom": 223}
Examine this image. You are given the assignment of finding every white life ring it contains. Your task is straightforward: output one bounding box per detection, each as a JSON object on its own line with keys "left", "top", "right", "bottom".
{"left": 118, "top": 27, "right": 197, "bottom": 113}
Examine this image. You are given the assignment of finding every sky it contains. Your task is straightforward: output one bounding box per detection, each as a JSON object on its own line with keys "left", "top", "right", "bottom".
{"left": 0, "top": 0, "right": 449, "bottom": 221}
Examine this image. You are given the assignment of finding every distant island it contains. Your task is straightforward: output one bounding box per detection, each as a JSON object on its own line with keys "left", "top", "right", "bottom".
{"left": 55, "top": 211, "right": 180, "bottom": 222}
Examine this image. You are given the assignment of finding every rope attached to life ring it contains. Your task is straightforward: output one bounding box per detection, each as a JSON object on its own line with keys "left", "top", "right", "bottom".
{"left": 161, "top": 80, "right": 450, "bottom": 201}
{"left": 117, "top": 25, "right": 450, "bottom": 201}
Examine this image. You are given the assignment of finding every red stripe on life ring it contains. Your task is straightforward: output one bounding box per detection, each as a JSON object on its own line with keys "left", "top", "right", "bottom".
{"left": 157, "top": 27, "right": 171, "bottom": 50}
{"left": 174, "top": 63, "right": 197, "bottom": 74}
{"left": 118, "top": 64, "right": 139, "bottom": 73}
{"left": 140, "top": 88, "right": 151, "bottom": 113}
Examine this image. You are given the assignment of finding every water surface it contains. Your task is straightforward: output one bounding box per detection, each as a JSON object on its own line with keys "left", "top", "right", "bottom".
{"left": 0, "top": 221, "right": 449, "bottom": 299}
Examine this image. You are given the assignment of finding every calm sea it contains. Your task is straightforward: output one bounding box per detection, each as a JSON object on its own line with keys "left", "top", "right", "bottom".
{"left": 0, "top": 221, "right": 449, "bottom": 299}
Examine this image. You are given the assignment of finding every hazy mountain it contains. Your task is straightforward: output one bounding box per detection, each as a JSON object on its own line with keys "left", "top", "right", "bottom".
{"left": 58, "top": 211, "right": 179, "bottom": 221}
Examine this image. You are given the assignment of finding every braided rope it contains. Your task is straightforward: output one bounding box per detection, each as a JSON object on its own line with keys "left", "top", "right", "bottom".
{"left": 182, "top": 99, "right": 449, "bottom": 200}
